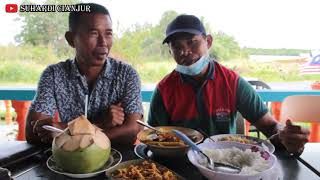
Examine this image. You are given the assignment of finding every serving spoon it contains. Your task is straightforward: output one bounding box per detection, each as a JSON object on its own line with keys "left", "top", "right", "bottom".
{"left": 253, "top": 132, "right": 279, "bottom": 146}
{"left": 136, "top": 120, "right": 161, "bottom": 133}
{"left": 42, "top": 125, "right": 64, "bottom": 134}
{"left": 173, "top": 130, "right": 241, "bottom": 174}
{"left": 197, "top": 129, "right": 215, "bottom": 143}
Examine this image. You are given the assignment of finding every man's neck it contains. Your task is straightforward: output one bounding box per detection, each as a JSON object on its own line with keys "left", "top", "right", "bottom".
{"left": 75, "top": 59, "right": 105, "bottom": 85}
{"left": 193, "top": 64, "right": 210, "bottom": 82}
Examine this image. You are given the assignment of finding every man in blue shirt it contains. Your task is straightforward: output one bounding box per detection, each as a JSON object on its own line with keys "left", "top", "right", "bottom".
{"left": 26, "top": 3, "right": 143, "bottom": 145}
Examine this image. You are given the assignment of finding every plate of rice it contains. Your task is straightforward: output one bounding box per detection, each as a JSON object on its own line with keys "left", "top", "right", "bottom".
{"left": 204, "top": 134, "right": 275, "bottom": 153}
{"left": 187, "top": 141, "right": 282, "bottom": 180}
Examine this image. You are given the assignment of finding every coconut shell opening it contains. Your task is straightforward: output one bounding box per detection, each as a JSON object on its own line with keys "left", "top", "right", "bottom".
{"left": 68, "top": 115, "right": 95, "bottom": 135}
{"left": 54, "top": 116, "right": 110, "bottom": 152}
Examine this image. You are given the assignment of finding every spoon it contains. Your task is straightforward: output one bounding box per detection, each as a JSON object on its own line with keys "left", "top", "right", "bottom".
{"left": 253, "top": 132, "right": 279, "bottom": 146}
{"left": 197, "top": 128, "right": 215, "bottom": 142}
{"left": 173, "top": 130, "right": 241, "bottom": 174}
{"left": 42, "top": 125, "right": 64, "bottom": 134}
{"left": 136, "top": 120, "right": 161, "bottom": 133}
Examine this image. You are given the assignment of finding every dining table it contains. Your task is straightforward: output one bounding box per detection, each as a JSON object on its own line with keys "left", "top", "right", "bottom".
{"left": 0, "top": 141, "right": 319, "bottom": 180}
{"left": 298, "top": 143, "right": 320, "bottom": 175}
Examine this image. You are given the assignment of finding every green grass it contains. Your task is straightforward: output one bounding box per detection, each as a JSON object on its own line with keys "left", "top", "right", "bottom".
{"left": 0, "top": 61, "right": 45, "bottom": 84}
{"left": 136, "top": 58, "right": 320, "bottom": 83}
{"left": 0, "top": 56, "right": 318, "bottom": 86}
{"left": 135, "top": 60, "right": 176, "bottom": 83}
{"left": 1, "top": 44, "right": 318, "bottom": 85}
{"left": 0, "top": 45, "right": 61, "bottom": 65}
{"left": 0, "top": 110, "right": 17, "bottom": 121}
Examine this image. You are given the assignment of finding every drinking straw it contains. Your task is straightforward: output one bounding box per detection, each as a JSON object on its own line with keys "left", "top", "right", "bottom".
{"left": 85, "top": 94, "right": 88, "bottom": 117}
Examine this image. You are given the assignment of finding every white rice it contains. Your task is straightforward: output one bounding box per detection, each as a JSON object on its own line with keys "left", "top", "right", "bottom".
{"left": 202, "top": 147, "right": 270, "bottom": 175}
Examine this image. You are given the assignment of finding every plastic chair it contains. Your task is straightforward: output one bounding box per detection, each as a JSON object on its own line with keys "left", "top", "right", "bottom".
{"left": 280, "top": 95, "right": 320, "bottom": 142}
{"left": 248, "top": 80, "right": 271, "bottom": 90}
{"left": 246, "top": 80, "right": 271, "bottom": 138}
{"left": 236, "top": 112, "right": 245, "bottom": 134}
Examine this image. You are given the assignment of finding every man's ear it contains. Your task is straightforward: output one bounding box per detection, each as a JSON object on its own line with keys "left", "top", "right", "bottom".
{"left": 65, "top": 31, "right": 75, "bottom": 48}
{"left": 206, "top": 34, "right": 213, "bottom": 49}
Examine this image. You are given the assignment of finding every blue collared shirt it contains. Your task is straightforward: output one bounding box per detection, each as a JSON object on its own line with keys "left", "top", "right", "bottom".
{"left": 30, "top": 57, "right": 143, "bottom": 122}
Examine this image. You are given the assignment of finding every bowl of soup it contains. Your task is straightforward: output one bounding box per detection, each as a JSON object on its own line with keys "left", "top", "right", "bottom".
{"left": 137, "top": 126, "right": 203, "bottom": 158}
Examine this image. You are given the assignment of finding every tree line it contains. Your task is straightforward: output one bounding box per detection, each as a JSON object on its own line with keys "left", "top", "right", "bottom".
{"left": 15, "top": 0, "right": 246, "bottom": 64}
{"left": 15, "top": 0, "right": 308, "bottom": 65}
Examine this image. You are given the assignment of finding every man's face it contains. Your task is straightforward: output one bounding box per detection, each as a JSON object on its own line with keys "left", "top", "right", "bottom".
{"left": 73, "top": 13, "right": 113, "bottom": 66}
{"left": 168, "top": 33, "right": 211, "bottom": 66}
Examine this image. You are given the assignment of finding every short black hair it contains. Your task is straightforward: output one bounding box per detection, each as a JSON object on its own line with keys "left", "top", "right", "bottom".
{"left": 68, "top": 3, "right": 110, "bottom": 32}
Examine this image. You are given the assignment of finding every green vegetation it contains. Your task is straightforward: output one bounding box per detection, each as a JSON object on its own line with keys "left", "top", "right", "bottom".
{"left": 0, "top": 45, "right": 50, "bottom": 85}
{"left": 0, "top": 48, "right": 318, "bottom": 85}
{"left": 0, "top": 61, "right": 43, "bottom": 84}
{"left": 212, "top": 32, "right": 247, "bottom": 61}
{"left": 0, "top": 111, "right": 16, "bottom": 121}
{"left": 0, "top": 45, "right": 59, "bottom": 64}
{"left": 16, "top": 0, "right": 80, "bottom": 58}
{"left": 134, "top": 59, "right": 176, "bottom": 83}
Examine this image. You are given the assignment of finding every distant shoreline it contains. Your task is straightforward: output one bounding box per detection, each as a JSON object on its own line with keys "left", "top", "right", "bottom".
{"left": 249, "top": 55, "right": 308, "bottom": 63}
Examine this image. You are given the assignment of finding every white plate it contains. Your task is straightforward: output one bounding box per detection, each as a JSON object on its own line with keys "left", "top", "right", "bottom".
{"left": 204, "top": 134, "right": 275, "bottom": 153}
{"left": 47, "top": 148, "right": 122, "bottom": 178}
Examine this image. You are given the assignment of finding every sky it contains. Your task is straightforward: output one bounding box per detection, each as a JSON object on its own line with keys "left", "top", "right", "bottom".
{"left": 1, "top": 0, "right": 320, "bottom": 49}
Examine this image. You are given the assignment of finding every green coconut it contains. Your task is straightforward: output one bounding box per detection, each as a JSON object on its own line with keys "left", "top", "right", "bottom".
{"left": 52, "top": 116, "right": 111, "bottom": 174}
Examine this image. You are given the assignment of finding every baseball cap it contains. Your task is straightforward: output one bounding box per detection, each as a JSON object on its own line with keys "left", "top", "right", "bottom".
{"left": 163, "top": 14, "right": 206, "bottom": 44}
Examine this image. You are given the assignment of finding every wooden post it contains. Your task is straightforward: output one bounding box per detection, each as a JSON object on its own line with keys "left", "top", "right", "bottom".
{"left": 309, "top": 123, "right": 320, "bottom": 142}
{"left": 310, "top": 82, "right": 320, "bottom": 142}
{"left": 4, "top": 100, "right": 12, "bottom": 125}
{"left": 271, "top": 102, "right": 282, "bottom": 121}
{"left": 11, "top": 100, "right": 31, "bottom": 141}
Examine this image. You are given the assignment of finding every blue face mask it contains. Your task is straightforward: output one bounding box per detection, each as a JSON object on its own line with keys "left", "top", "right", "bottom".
{"left": 175, "top": 54, "right": 211, "bottom": 76}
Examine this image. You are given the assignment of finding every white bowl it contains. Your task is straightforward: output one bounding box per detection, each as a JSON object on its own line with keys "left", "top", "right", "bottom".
{"left": 187, "top": 141, "right": 282, "bottom": 180}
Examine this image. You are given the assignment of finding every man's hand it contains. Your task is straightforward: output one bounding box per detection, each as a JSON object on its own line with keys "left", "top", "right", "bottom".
{"left": 279, "top": 119, "right": 310, "bottom": 154}
{"left": 105, "top": 103, "right": 125, "bottom": 128}
{"left": 93, "top": 104, "right": 142, "bottom": 145}
{"left": 31, "top": 117, "right": 54, "bottom": 143}
{"left": 31, "top": 118, "right": 66, "bottom": 144}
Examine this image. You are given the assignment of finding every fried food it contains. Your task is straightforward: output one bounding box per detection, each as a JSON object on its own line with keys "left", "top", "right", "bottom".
{"left": 144, "top": 131, "right": 187, "bottom": 147}
{"left": 112, "top": 161, "right": 178, "bottom": 180}
{"left": 219, "top": 136, "right": 255, "bottom": 144}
